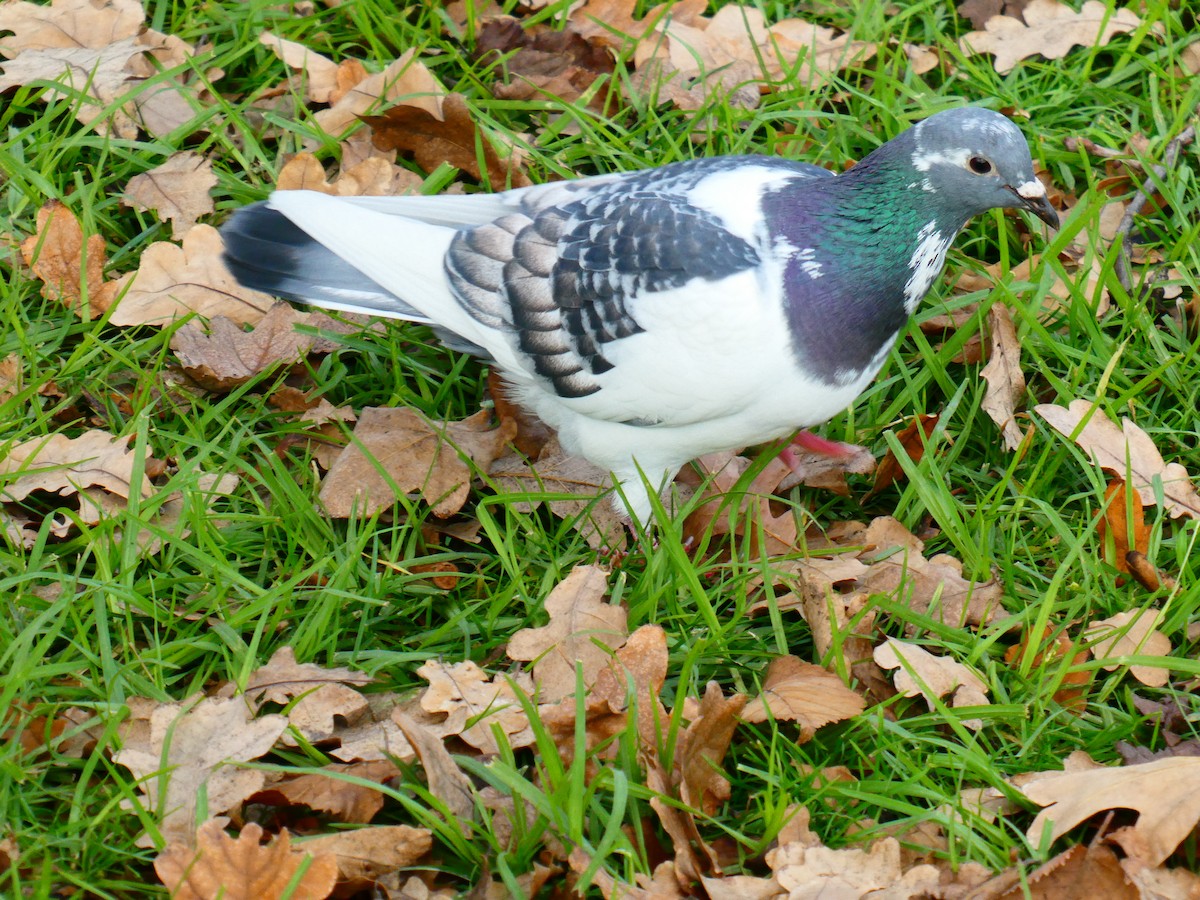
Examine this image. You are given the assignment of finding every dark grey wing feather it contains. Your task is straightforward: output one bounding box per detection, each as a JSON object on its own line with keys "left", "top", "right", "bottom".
{"left": 445, "top": 159, "right": 783, "bottom": 398}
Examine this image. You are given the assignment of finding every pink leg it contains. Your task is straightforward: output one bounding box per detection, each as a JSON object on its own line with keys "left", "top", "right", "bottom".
{"left": 780, "top": 430, "right": 857, "bottom": 471}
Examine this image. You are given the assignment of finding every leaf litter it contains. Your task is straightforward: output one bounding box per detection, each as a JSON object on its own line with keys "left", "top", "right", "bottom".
{"left": 5, "top": 0, "right": 1197, "bottom": 895}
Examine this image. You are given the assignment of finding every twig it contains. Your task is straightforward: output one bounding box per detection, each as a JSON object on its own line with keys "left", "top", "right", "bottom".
{"left": 1064, "top": 136, "right": 1124, "bottom": 158}
{"left": 1114, "top": 121, "right": 1197, "bottom": 294}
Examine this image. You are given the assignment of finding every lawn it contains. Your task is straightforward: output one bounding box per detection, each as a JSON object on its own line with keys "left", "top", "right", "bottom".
{"left": 1, "top": 0, "right": 1199, "bottom": 896}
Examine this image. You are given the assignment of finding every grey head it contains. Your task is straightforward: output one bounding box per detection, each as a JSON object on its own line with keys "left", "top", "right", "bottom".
{"left": 905, "top": 107, "right": 1059, "bottom": 228}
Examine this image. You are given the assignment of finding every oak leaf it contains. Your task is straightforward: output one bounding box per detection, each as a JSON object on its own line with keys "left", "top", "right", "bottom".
{"left": 979, "top": 301, "right": 1026, "bottom": 450}
{"left": 298, "top": 825, "right": 433, "bottom": 884}
{"left": 874, "top": 638, "right": 990, "bottom": 728}
{"left": 123, "top": 152, "right": 217, "bottom": 239}
{"left": 244, "top": 646, "right": 374, "bottom": 704}
{"left": 868, "top": 414, "right": 938, "bottom": 497}
{"left": 258, "top": 31, "right": 341, "bottom": 103}
{"left": 740, "top": 656, "right": 866, "bottom": 740}
{"left": 395, "top": 712, "right": 475, "bottom": 835}
{"left": 319, "top": 407, "right": 516, "bottom": 518}
{"left": 677, "top": 681, "right": 746, "bottom": 817}
{"left": 0, "top": 429, "right": 151, "bottom": 503}
{"left": 255, "top": 760, "right": 399, "bottom": 823}
{"left": 99, "top": 225, "right": 276, "bottom": 326}
{"left": 506, "top": 565, "right": 627, "bottom": 703}
{"left": 170, "top": 302, "right": 359, "bottom": 392}
{"left": 363, "top": 92, "right": 531, "bottom": 188}
{"left": 1036, "top": 399, "right": 1200, "bottom": 519}
{"left": 1084, "top": 609, "right": 1171, "bottom": 688}
{"left": 113, "top": 696, "right": 288, "bottom": 847}
{"left": 154, "top": 820, "right": 337, "bottom": 900}
{"left": 417, "top": 660, "right": 535, "bottom": 754}
{"left": 1023, "top": 757, "right": 1200, "bottom": 866}
{"left": 961, "top": 0, "right": 1143, "bottom": 74}
{"left": 312, "top": 49, "right": 444, "bottom": 140}
{"left": 19, "top": 201, "right": 107, "bottom": 312}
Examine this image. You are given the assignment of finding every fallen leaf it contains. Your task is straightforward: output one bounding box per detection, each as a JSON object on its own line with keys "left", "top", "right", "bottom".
{"left": 0, "top": 429, "right": 151, "bottom": 503}
{"left": 979, "top": 302, "right": 1025, "bottom": 450}
{"left": 258, "top": 31, "right": 341, "bottom": 103}
{"left": 123, "top": 151, "right": 216, "bottom": 238}
{"left": 319, "top": 407, "right": 516, "bottom": 518}
{"left": 1098, "top": 478, "right": 1154, "bottom": 581}
{"left": 1023, "top": 757, "right": 1200, "bottom": 866}
{"left": 770, "top": 836, "right": 939, "bottom": 898}
{"left": 274, "top": 151, "right": 422, "bottom": 197}
{"left": 506, "top": 565, "right": 627, "bottom": 703}
{"left": 364, "top": 93, "right": 530, "bottom": 188}
{"left": 19, "top": 201, "right": 107, "bottom": 312}
{"left": 991, "top": 843, "right": 1137, "bottom": 900}
{"left": 488, "top": 438, "right": 625, "bottom": 550}
{"left": 395, "top": 712, "right": 475, "bottom": 835}
{"left": 868, "top": 414, "right": 938, "bottom": 497}
{"left": 255, "top": 760, "right": 399, "bottom": 823}
{"left": 0, "top": 354, "right": 20, "bottom": 402}
{"left": 475, "top": 16, "right": 616, "bottom": 109}
{"left": 677, "top": 681, "right": 746, "bottom": 817}
{"left": 874, "top": 638, "right": 990, "bottom": 727}
{"left": 313, "top": 49, "right": 444, "bottom": 140}
{"left": 244, "top": 646, "right": 374, "bottom": 704}
{"left": 1084, "top": 608, "right": 1171, "bottom": 688}
{"left": 154, "top": 820, "right": 337, "bottom": 900}
{"left": 417, "top": 660, "right": 535, "bottom": 754}
{"left": 960, "top": 0, "right": 1143, "bottom": 74}
{"left": 113, "top": 696, "right": 288, "bottom": 847}
{"left": 298, "top": 824, "right": 433, "bottom": 885}
{"left": 99, "top": 225, "right": 277, "bottom": 326}
{"left": 1004, "top": 625, "right": 1091, "bottom": 709}
{"left": 170, "top": 302, "right": 359, "bottom": 392}
{"left": 1036, "top": 399, "right": 1200, "bottom": 519}
{"left": 740, "top": 656, "right": 865, "bottom": 741}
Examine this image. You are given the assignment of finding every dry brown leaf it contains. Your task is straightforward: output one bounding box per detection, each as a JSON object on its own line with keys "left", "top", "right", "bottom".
{"left": 960, "top": 0, "right": 1143, "bottom": 74}
{"left": 113, "top": 696, "right": 288, "bottom": 847}
{"left": 487, "top": 438, "right": 626, "bottom": 550}
{"left": 319, "top": 407, "right": 515, "bottom": 518}
{"left": 123, "top": 152, "right": 216, "bottom": 239}
{"left": 244, "top": 646, "right": 374, "bottom": 704}
{"left": 1036, "top": 399, "right": 1200, "bottom": 519}
{"left": 0, "top": 429, "right": 151, "bottom": 504}
{"left": 592, "top": 623, "right": 669, "bottom": 745}
{"left": 1004, "top": 625, "right": 1092, "bottom": 709}
{"left": 777, "top": 440, "right": 876, "bottom": 496}
{"left": 874, "top": 638, "right": 990, "bottom": 727}
{"left": 417, "top": 660, "right": 535, "bottom": 754}
{"left": 258, "top": 31, "right": 341, "bottom": 103}
{"left": 769, "top": 836, "right": 939, "bottom": 898}
{"left": 0, "top": 0, "right": 144, "bottom": 53}
{"left": 869, "top": 414, "right": 938, "bottom": 497}
{"left": 991, "top": 843, "right": 1138, "bottom": 900}
{"left": 363, "top": 93, "right": 531, "bottom": 188}
{"left": 275, "top": 152, "right": 422, "bottom": 197}
{"left": 394, "top": 711, "right": 475, "bottom": 835}
{"left": 170, "top": 302, "right": 357, "bottom": 392}
{"left": 740, "top": 656, "right": 865, "bottom": 741}
{"left": 257, "top": 760, "right": 398, "bottom": 823}
{"left": 154, "top": 820, "right": 337, "bottom": 900}
{"left": 1098, "top": 478, "right": 1156, "bottom": 586}
{"left": 298, "top": 825, "right": 433, "bottom": 885}
{"left": 313, "top": 49, "right": 444, "bottom": 140}
{"left": 19, "top": 201, "right": 108, "bottom": 312}
{"left": 957, "top": 0, "right": 1032, "bottom": 30}
{"left": 506, "top": 565, "right": 627, "bottom": 703}
{"left": 1023, "top": 757, "right": 1200, "bottom": 866}
{"left": 677, "top": 681, "right": 746, "bottom": 817}
{"left": 1085, "top": 608, "right": 1171, "bottom": 688}
{"left": 99, "top": 225, "right": 277, "bottom": 326}
{"left": 979, "top": 302, "right": 1025, "bottom": 451}
{"left": 1120, "top": 857, "right": 1200, "bottom": 899}
{"left": 475, "top": 16, "right": 616, "bottom": 108}
{"left": 0, "top": 354, "right": 20, "bottom": 403}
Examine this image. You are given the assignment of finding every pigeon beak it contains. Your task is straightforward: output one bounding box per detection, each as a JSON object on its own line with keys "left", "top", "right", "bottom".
{"left": 1008, "top": 180, "right": 1059, "bottom": 229}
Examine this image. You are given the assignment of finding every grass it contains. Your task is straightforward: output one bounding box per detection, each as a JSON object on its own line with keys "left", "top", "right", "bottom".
{"left": 2, "top": 0, "right": 1200, "bottom": 895}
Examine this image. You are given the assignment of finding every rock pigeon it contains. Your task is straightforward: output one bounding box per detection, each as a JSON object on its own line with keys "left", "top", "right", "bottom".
{"left": 221, "top": 107, "right": 1057, "bottom": 523}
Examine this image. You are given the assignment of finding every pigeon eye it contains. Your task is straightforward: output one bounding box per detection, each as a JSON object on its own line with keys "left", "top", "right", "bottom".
{"left": 968, "top": 156, "right": 994, "bottom": 175}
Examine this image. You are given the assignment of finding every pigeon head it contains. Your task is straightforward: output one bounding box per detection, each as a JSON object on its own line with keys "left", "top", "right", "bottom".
{"left": 905, "top": 107, "right": 1059, "bottom": 229}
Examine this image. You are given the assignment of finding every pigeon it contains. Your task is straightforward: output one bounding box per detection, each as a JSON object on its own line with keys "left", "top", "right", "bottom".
{"left": 221, "top": 107, "right": 1058, "bottom": 523}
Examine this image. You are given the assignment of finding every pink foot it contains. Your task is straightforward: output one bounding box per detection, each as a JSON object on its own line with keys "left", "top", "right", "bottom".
{"left": 780, "top": 430, "right": 858, "bottom": 471}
